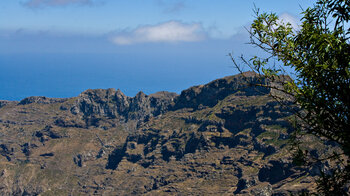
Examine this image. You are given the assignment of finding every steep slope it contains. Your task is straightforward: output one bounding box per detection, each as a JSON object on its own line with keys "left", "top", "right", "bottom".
{"left": 0, "top": 73, "right": 320, "bottom": 195}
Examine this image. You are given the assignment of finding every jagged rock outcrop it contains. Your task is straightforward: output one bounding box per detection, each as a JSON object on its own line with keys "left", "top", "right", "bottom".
{"left": 34, "top": 125, "right": 69, "bottom": 143}
{"left": 0, "top": 100, "right": 18, "bottom": 108}
{"left": 18, "top": 96, "right": 68, "bottom": 105}
{"left": 71, "top": 88, "right": 177, "bottom": 125}
{"left": 234, "top": 177, "right": 258, "bottom": 194}
{"left": 0, "top": 144, "right": 13, "bottom": 161}
{"left": 54, "top": 117, "right": 85, "bottom": 128}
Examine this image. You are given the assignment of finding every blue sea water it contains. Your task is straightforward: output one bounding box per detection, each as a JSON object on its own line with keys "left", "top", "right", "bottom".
{"left": 0, "top": 53, "right": 236, "bottom": 101}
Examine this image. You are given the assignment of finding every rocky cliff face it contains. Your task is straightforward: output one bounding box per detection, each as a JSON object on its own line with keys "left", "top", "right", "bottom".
{"left": 0, "top": 73, "right": 323, "bottom": 195}
{"left": 70, "top": 88, "right": 177, "bottom": 127}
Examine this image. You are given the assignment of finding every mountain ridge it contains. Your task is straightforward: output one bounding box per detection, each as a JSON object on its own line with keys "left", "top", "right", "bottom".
{"left": 0, "top": 72, "right": 322, "bottom": 195}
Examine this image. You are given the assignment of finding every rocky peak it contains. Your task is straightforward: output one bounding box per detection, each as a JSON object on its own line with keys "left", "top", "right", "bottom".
{"left": 115, "top": 89, "right": 127, "bottom": 99}
{"left": 115, "top": 89, "right": 130, "bottom": 115}
{"left": 71, "top": 89, "right": 178, "bottom": 125}
{"left": 173, "top": 72, "right": 270, "bottom": 110}
{"left": 18, "top": 96, "right": 68, "bottom": 105}
{"left": 134, "top": 91, "right": 146, "bottom": 99}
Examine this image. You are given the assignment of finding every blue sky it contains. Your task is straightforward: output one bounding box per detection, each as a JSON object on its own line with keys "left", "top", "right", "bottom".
{"left": 0, "top": 0, "right": 314, "bottom": 100}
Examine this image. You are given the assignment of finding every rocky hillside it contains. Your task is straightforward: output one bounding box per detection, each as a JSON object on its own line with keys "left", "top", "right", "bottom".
{"left": 0, "top": 72, "right": 322, "bottom": 195}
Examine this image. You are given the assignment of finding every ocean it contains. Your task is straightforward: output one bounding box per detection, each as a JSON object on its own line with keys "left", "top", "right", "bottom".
{"left": 0, "top": 53, "right": 235, "bottom": 101}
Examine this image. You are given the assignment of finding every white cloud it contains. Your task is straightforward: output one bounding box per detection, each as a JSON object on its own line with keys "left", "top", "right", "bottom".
{"left": 278, "top": 13, "right": 300, "bottom": 30}
{"left": 111, "top": 21, "right": 207, "bottom": 45}
{"left": 23, "top": 0, "right": 97, "bottom": 8}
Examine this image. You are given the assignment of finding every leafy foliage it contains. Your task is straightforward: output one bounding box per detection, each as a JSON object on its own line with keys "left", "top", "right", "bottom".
{"left": 231, "top": 0, "right": 350, "bottom": 194}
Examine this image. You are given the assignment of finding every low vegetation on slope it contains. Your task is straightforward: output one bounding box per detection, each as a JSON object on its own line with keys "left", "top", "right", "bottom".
{"left": 0, "top": 73, "right": 332, "bottom": 195}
